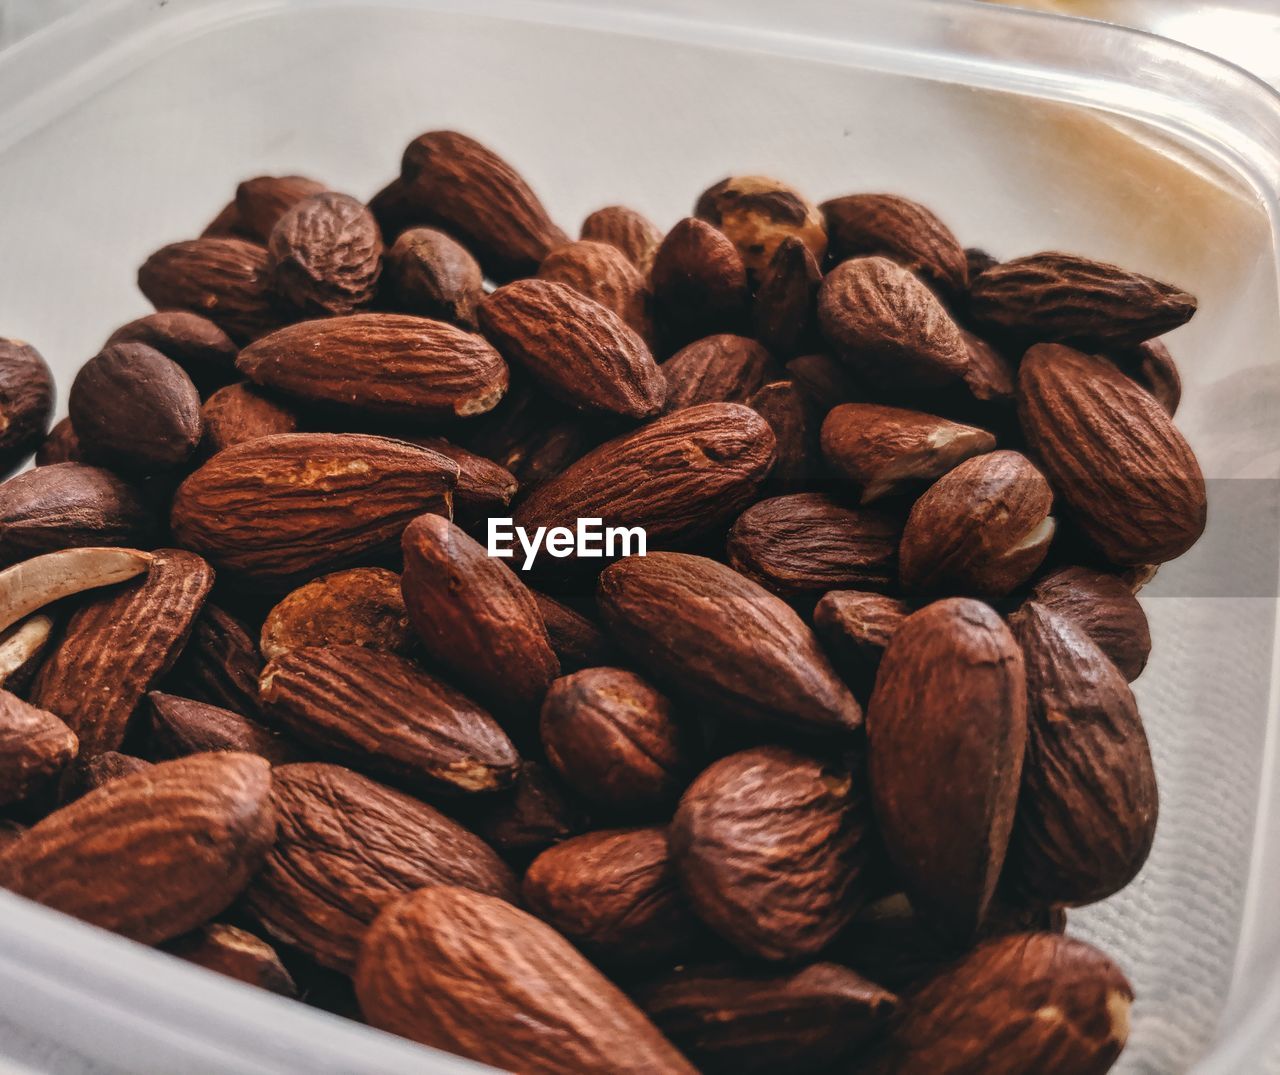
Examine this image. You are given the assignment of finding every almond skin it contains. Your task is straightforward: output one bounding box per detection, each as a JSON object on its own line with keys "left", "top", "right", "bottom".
{"left": 480, "top": 279, "right": 664, "bottom": 420}
{"left": 786, "top": 352, "right": 865, "bottom": 412}
{"left": 726, "top": 493, "right": 900, "bottom": 600}
{"left": 0, "top": 689, "right": 78, "bottom": 806}
{"left": 812, "top": 590, "right": 911, "bottom": 699}
{"left": 1017, "top": 342, "right": 1206, "bottom": 564}
{"left": 402, "top": 436, "right": 517, "bottom": 523}
{"left": 661, "top": 334, "right": 781, "bottom": 412}
{"left": 0, "top": 339, "right": 54, "bottom": 477}
{"left": 670, "top": 746, "right": 871, "bottom": 960}
{"left": 747, "top": 379, "right": 820, "bottom": 493}
{"left": 752, "top": 236, "right": 822, "bottom": 358}
{"left": 459, "top": 387, "right": 591, "bottom": 490}
{"left": 170, "top": 433, "right": 458, "bottom": 582}
{"left": 581, "top": 205, "right": 663, "bottom": 274}
{"left": 104, "top": 311, "right": 238, "bottom": 393}
{"left": 820, "top": 193, "right": 968, "bottom": 297}
{"left": 898, "top": 450, "right": 1055, "bottom": 598}
{"left": 650, "top": 217, "right": 750, "bottom": 349}
{"left": 818, "top": 256, "right": 969, "bottom": 389}
{"left": 34, "top": 418, "right": 82, "bottom": 467}
{"left": 522, "top": 826, "right": 705, "bottom": 965}
{"left": 267, "top": 191, "right": 383, "bottom": 316}
{"left": 820, "top": 402, "right": 995, "bottom": 504}
{"left": 259, "top": 645, "right": 520, "bottom": 796}
{"left": 166, "top": 604, "right": 265, "bottom": 718}
{"left": 866, "top": 932, "right": 1132, "bottom": 1074}
{"left": 382, "top": 226, "right": 484, "bottom": 328}
{"left": 79, "top": 752, "right": 152, "bottom": 793}
{"left": 1114, "top": 337, "right": 1181, "bottom": 416}
{"left": 355, "top": 885, "right": 697, "bottom": 1074}
{"left": 532, "top": 591, "right": 616, "bottom": 672}
{"left": 235, "top": 175, "right": 327, "bottom": 241}
{"left": 199, "top": 382, "right": 299, "bottom": 456}
{"left": 540, "top": 668, "right": 691, "bottom": 812}
{"left": 165, "top": 923, "right": 297, "bottom": 997}
{"left": 260, "top": 566, "right": 411, "bottom": 660}
{"left": 461, "top": 759, "right": 590, "bottom": 864}
{"left": 1027, "top": 565, "right": 1150, "bottom": 681}
{"left": 866, "top": 598, "right": 1026, "bottom": 940}
{"left": 237, "top": 313, "right": 508, "bottom": 419}
{"left": 245, "top": 762, "right": 516, "bottom": 973}
{"left": 401, "top": 513, "right": 559, "bottom": 719}
{"left": 598, "top": 552, "right": 862, "bottom": 734}
{"left": 970, "top": 252, "right": 1196, "bottom": 347}
{"left": 0, "top": 752, "right": 275, "bottom": 944}
{"left": 694, "top": 175, "right": 827, "bottom": 286}
{"left": 1007, "top": 602, "right": 1157, "bottom": 905}
{"left": 538, "top": 239, "right": 654, "bottom": 344}
{"left": 399, "top": 130, "right": 568, "bottom": 281}
{"left": 147, "top": 691, "right": 295, "bottom": 765}
{"left": 515, "top": 403, "right": 776, "bottom": 548}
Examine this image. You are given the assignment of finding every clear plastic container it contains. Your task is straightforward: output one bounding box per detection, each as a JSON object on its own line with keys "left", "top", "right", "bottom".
{"left": 2, "top": 1, "right": 1280, "bottom": 1071}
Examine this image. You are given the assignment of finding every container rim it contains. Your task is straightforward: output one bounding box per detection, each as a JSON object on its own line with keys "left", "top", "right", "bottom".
{"left": 1, "top": 1, "right": 1279, "bottom": 1071}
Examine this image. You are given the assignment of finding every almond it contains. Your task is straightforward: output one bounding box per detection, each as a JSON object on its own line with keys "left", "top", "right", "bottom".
{"left": 1027, "top": 565, "right": 1150, "bottom": 681}
{"left": 0, "top": 690, "right": 77, "bottom": 805}
{"left": 0, "top": 752, "right": 275, "bottom": 944}
{"left": 1017, "top": 342, "right": 1206, "bottom": 563}
{"left": 199, "top": 382, "right": 299, "bottom": 455}
{"left": 694, "top": 176, "right": 827, "bottom": 285}
{"left": 662, "top": 334, "right": 781, "bottom": 412}
{"left": 459, "top": 386, "right": 591, "bottom": 489}
{"left": 746, "top": 379, "right": 820, "bottom": 493}
{"left": 355, "top": 885, "right": 696, "bottom": 1074}
{"left": 531, "top": 591, "right": 616, "bottom": 672}
{"left": 399, "top": 130, "right": 568, "bottom": 281}
{"left": 382, "top": 226, "right": 484, "bottom": 328}
{"left": 480, "top": 279, "right": 664, "bottom": 420}
{"left": 1119, "top": 337, "right": 1181, "bottom": 416}
{"left": 267, "top": 192, "right": 382, "bottom": 316}
{"left": 165, "top": 604, "right": 264, "bottom": 718}
{"left": 970, "top": 252, "right": 1196, "bottom": 347}
{"left": 259, "top": 566, "right": 411, "bottom": 660}
{"left": 105, "top": 311, "right": 238, "bottom": 392}
{"left": 817, "top": 256, "right": 969, "bottom": 389}
{"left": 0, "top": 339, "right": 54, "bottom": 477}
{"left": 147, "top": 691, "right": 296, "bottom": 765}
{"left": 237, "top": 313, "right": 508, "bottom": 419}
{"left": 170, "top": 433, "right": 458, "bottom": 581}
{"left": 866, "top": 598, "right": 1026, "bottom": 940}
{"left": 785, "top": 352, "right": 865, "bottom": 412}
{"left": 752, "top": 235, "right": 821, "bottom": 358}
{"left": 812, "top": 590, "right": 910, "bottom": 698}
{"left": 598, "top": 552, "right": 861, "bottom": 734}
{"left": 245, "top": 762, "right": 516, "bottom": 973}
{"left": 523, "top": 826, "right": 705, "bottom": 965}
{"left": 1007, "top": 602, "right": 1157, "bottom": 905}
{"left": 202, "top": 198, "right": 252, "bottom": 240}
{"left": 820, "top": 402, "right": 995, "bottom": 504}
{"left": 0, "top": 613, "right": 54, "bottom": 688}
{"left": 79, "top": 751, "right": 152, "bottom": 792}
{"left": 960, "top": 328, "right": 1017, "bottom": 405}
{"left": 540, "top": 667, "right": 691, "bottom": 812}
{"left": 0, "top": 547, "right": 152, "bottom": 635}
{"left": 515, "top": 403, "right": 776, "bottom": 548}
{"left": 670, "top": 746, "right": 871, "bottom": 960}
{"left": 461, "top": 759, "right": 590, "bottom": 864}
{"left": 259, "top": 645, "right": 520, "bottom": 795}
{"left": 403, "top": 436, "right": 517, "bottom": 522}
{"left": 235, "top": 175, "right": 327, "bottom": 241}
{"left": 581, "top": 205, "right": 663, "bottom": 274}
{"left": 34, "top": 418, "right": 82, "bottom": 467}
{"left": 650, "top": 217, "right": 750, "bottom": 349}
{"left": 166, "top": 922, "right": 297, "bottom": 997}
{"left": 538, "top": 239, "right": 653, "bottom": 344}
{"left": 365, "top": 176, "right": 420, "bottom": 244}
{"left": 401, "top": 513, "right": 559, "bottom": 718}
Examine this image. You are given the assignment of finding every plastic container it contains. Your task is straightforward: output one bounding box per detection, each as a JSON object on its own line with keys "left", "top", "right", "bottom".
{"left": 1, "top": 1, "right": 1279, "bottom": 1071}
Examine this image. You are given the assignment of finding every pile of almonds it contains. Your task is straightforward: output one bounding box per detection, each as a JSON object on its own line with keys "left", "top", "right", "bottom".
{"left": 0, "top": 129, "right": 1205, "bottom": 1073}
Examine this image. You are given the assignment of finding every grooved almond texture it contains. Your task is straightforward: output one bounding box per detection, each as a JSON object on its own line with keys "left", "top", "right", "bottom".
{"left": 267, "top": 192, "right": 382, "bottom": 316}
{"left": 532, "top": 591, "right": 616, "bottom": 672}
{"left": 355, "top": 885, "right": 696, "bottom": 1074}
{"left": 199, "top": 382, "right": 299, "bottom": 455}
{"left": 650, "top": 218, "right": 750, "bottom": 349}
{"left": 0, "top": 689, "right": 77, "bottom": 805}
{"left": 752, "top": 236, "right": 821, "bottom": 358}
{"left": 170, "top": 433, "right": 458, "bottom": 581}
{"left": 166, "top": 923, "right": 297, "bottom": 997}
{"left": 246, "top": 762, "right": 516, "bottom": 973}
{"left": 747, "top": 379, "right": 819, "bottom": 493}
{"left": 597, "top": 553, "right": 861, "bottom": 734}
{"left": 260, "top": 567, "right": 411, "bottom": 660}
{"left": 580, "top": 205, "right": 663, "bottom": 274}
{"left": 166, "top": 604, "right": 264, "bottom": 717}
{"left": 661, "top": 335, "right": 780, "bottom": 412}
{"left": 812, "top": 590, "right": 910, "bottom": 697}
{"left": 31, "top": 548, "right": 213, "bottom": 761}
{"left": 383, "top": 227, "right": 484, "bottom": 328}
{"left": 1017, "top": 343, "right": 1206, "bottom": 564}
{"left": 147, "top": 692, "right": 295, "bottom": 765}
{"left": 1028, "top": 565, "right": 1150, "bottom": 682}
{"left": 0, "top": 753, "right": 275, "bottom": 944}
{"left": 403, "top": 436, "right": 517, "bottom": 521}
{"left": 538, "top": 240, "right": 653, "bottom": 343}
{"left": 235, "top": 175, "right": 327, "bottom": 241}
{"left": 237, "top": 314, "right": 508, "bottom": 419}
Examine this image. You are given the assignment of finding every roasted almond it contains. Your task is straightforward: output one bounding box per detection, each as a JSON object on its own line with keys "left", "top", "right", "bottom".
{"left": 382, "top": 226, "right": 484, "bottom": 328}
{"left": 79, "top": 751, "right": 152, "bottom": 792}
{"left": 581, "top": 205, "right": 663, "bottom": 274}
{"left": 165, "top": 922, "right": 297, "bottom": 997}
{"left": 235, "top": 175, "right": 327, "bottom": 241}
{"left": 0, "top": 613, "right": 54, "bottom": 689}
{"left": 355, "top": 885, "right": 696, "bottom": 1074}
{"left": 461, "top": 759, "right": 590, "bottom": 864}
{"left": 650, "top": 217, "right": 750, "bottom": 349}
{"left": 1027, "top": 565, "right": 1150, "bottom": 681}
{"left": 237, "top": 313, "right": 508, "bottom": 419}
{"left": 170, "top": 433, "right": 458, "bottom": 581}
{"left": 1017, "top": 342, "right": 1206, "bottom": 564}
{"left": 752, "top": 236, "right": 822, "bottom": 358}
{"left": 165, "top": 604, "right": 264, "bottom": 718}
{"left": 960, "top": 328, "right": 1017, "bottom": 405}
{"left": 694, "top": 176, "right": 827, "bottom": 286}
{"left": 746, "top": 379, "right": 820, "bottom": 493}
{"left": 670, "top": 746, "right": 870, "bottom": 960}
{"left": 538, "top": 239, "right": 654, "bottom": 344}
{"left": 402, "top": 436, "right": 517, "bottom": 522}
{"left": 459, "top": 385, "right": 591, "bottom": 489}
{"left": 199, "top": 382, "right": 300, "bottom": 455}
{"left": 0, "top": 689, "right": 77, "bottom": 806}
{"left": 267, "top": 191, "right": 382, "bottom": 316}
{"left": 785, "top": 352, "right": 865, "bottom": 413}
{"left": 0, "top": 339, "right": 54, "bottom": 477}
{"left": 0, "top": 547, "right": 151, "bottom": 636}
{"left": 598, "top": 553, "right": 861, "bottom": 734}
{"left": 34, "top": 417, "right": 82, "bottom": 467}
{"left": 1114, "top": 337, "right": 1181, "bottom": 416}
{"left": 105, "top": 311, "right": 239, "bottom": 392}
{"left": 531, "top": 591, "right": 616, "bottom": 672}
{"left": 661, "top": 334, "right": 780, "bottom": 412}
{"left": 259, "top": 566, "right": 411, "bottom": 660}
{"left": 0, "top": 752, "right": 275, "bottom": 944}
{"left": 147, "top": 691, "right": 296, "bottom": 765}
{"left": 812, "top": 590, "right": 910, "bottom": 698}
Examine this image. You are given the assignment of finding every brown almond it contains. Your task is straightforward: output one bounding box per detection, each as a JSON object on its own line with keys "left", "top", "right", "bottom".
{"left": 662, "top": 334, "right": 780, "bottom": 412}
{"left": 694, "top": 176, "right": 827, "bottom": 285}
{"left": 399, "top": 130, "right": 568, "bottom": 281}
{"left": 1017, "top": 343, "right": 1205, "bottom": 564}
{"left": 401, "top": 513, "right": 559, "bottom": 718}
{"left": 31, "top": 548, "right": 214, "bottom": 761}
{"left": 166, "top": 922, "right": 297, "bottom": 997}
{"left": 459, "top": 387, "right": 591, "bottom": 489}
{"left": 598, "top": 553, "right": 861, "bottom": 734}
{"left": 69, "top": 343, "right": 203, "bottom": 472}
{"left": 752, "top": 236, "right": 821, "bottom": 358}
{"left": 165, "top": 604, "right": 265, "bottom": 718}
{"left": 539, "top": 239, "right": 654, "bottom": 343}
{"left": 1007, "top": 602, "right": 1157, "bottom": 905}
{"left": 899, "top": 450, "right": 1055, "bottom": 598}
{"left": 382, "top": 226, "right": 484, "bottom": 328}
{"left": 821, "top": 193, "right": 968, "bottom": 296}
{"left": 866, "top": 598, "right": 1026, "bottom": 940}
{"left": 0, "top": 753, "right": 275, "bottom": 944}
{"left": 581, "top": 205, "right": 663, "bottom": 274}
{"left": 817, "top": 256, "right": 969, "bottom": 389}
{"left": 966, "top": 247, "right": 999, "bottom": 277}
{"left": 105, "top": 311, "right": 239, "bottom": 391}
{"left": 137, "top": 237, "right": 284, "bottom": 344}
{"left": 515, "top": 403, "right": 776, "bottom": 548}
{"left": 79, "top": 751, "right": 152, "bottom": 792}
{"left": 523, "top": 826, "right": 705, "bottom": 965}
{"left": 0, "top": 689, "right": 77, "bottom": 805}
{"left": 259, "top": 566, "right": 411, "bottom": 661}
{"left": 785, "top": 352, "right": 865, "bottom": 412}
{"left": 1027, "top": 565, "right": 1150, "bottom": 681}
{"left": 650, "top": 217, "right": 750, "bottom": 349}
{"left": 531, "top": 591, "right": 616, "bottom": 672}
{"left": 259, "top": 645, "right": 520, "bottom": 795}
{"left": 246, "top": 762, "right": 517, "bottom": 973}
{"left": 235, "top": 175, "right": 327, "bottom": 241}
{"left": 0, "top": 339, "right": 54, "bottom": 477}
{"left": 199, "top": 382, "right": 300, "bottom": 455}
{"left": 34, "top": 417, "right": 82, "bottom": 467}
{"left": 355, "top": 885, "right": 696, "bottom": 1074}
{"left": 812, "top": 590, "right": 910, "bottom": 698}
{"left": 147, "top": 691, "right": 296, "bottom": 765}
{"left": 462, "top": 759, "right": 590, "bottom": 863}
{"left": 237, "top": 313, "right": 508, "bottom": 419}
{"left": 540, "top": 668, "right": 691, "bottom": 812}
{"left": 402, "top": 436, "right": 517, "bottom": 522}
{"left": 820, "top": 402, "right": 995, "bottom": 503}
{"left": 960, "top": 328, "right": 1017, "bottom": 405}
{"left": 366, "top": 176, "right": 420, "bottom": 244}
{"left": 0, "top": 463, "right": 155, "bottom": 562}
{"left": 0, "top": 547, "right": 151, "bottom": 637}
{"left": 480, "top": 279, "right": 664, "bottom": 420}
{"left": 1117, "top": 337, "right": 1181, "bottom": 416}
{"left": 267, "top": 192, "right": 383, "bottom": 316}
{"left": 170, "top": 433, "right": 458, "bottom": 581}
{"left": 633, "top": 961, "right": 897, "bottom": 1075}
{"left": 727, "top": 493, "right": 900, "bottom": 600}
{"left": 202, "top": 198, "right": 252, "bottom": 240}
{"left": 970, "top": 252, "right": 1196, "bottom": 347}
{"left": 867, "top": 932, "right": 1131, "bottom": 1074}
{"left": 670, "top": 746, "right": 870, "bottom": 960}
{"left": 747, "top": 379, "right": 820, "bottom": 493}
